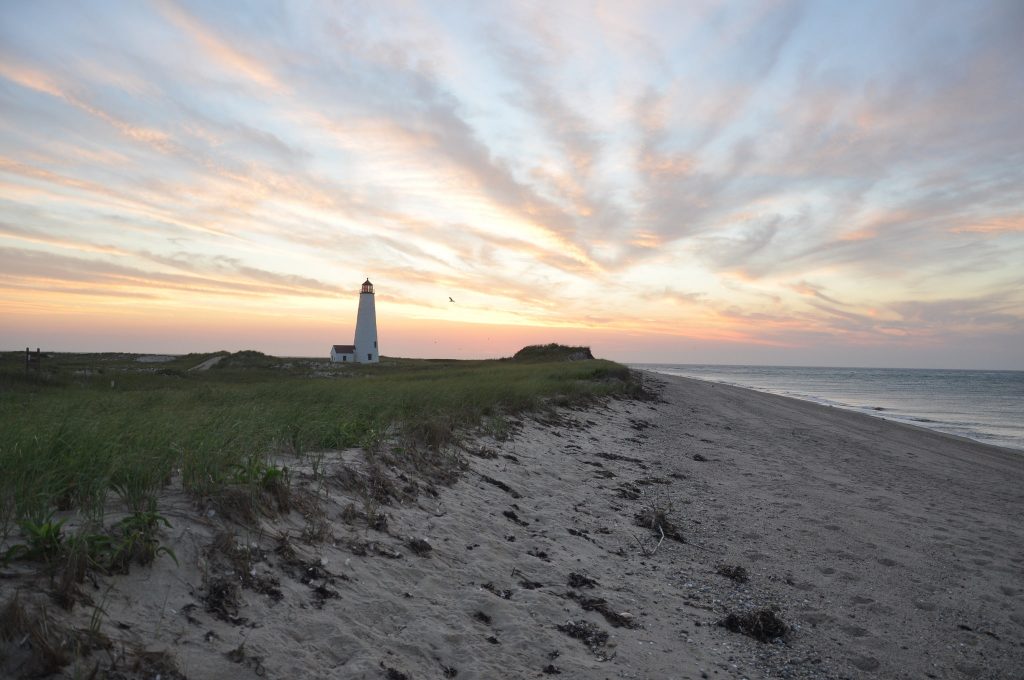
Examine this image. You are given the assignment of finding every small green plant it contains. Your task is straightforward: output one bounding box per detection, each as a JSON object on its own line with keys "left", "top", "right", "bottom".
{"left": 484, "top": 414, "right": 512, "bottom": 441}
{"left": 110, "top": 505, "right": 178, "bottom": 570}
{"left": 230, "top": 455, "right": 286, "bottom": 488}
{"left": 359, "top": 424, "right": 386, "bottom": 453}
{"left": 259, "top": 465, "right": 286, "bottom": 490}
{"left": 306, "top": 449, "right": 328, "bottom": 500}
{"left": 64, "top": 530, "right": 112, "bottom": 564}
{"left": 5, "top": 513, "right": 68, "bottom": 564}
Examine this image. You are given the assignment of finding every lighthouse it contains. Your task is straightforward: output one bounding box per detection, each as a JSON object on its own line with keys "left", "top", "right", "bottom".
{"left": 353, "top": 278, "right": 379, "bottom": 363}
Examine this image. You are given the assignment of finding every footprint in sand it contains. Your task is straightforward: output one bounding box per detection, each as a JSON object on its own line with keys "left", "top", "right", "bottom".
{"left": 912, "top": 599, "right": 937, "bottom": 611}
{"left": 802, "top": 611, "right": 833, "bottom": 626}
{"left": 818, "top": 566, "right": 836, "bottom": 575}
{"left": 876, "top": 557, "right": 898, "bottom": 567}
{"left": 867, "top": 603, "right": 895, "bottom": 616}
{"left": 841, "top": 625, "right": 870, "bottom": 638}
{"left": 955, "top": 662, "right": 985, "bottom": 677}
{"left": 849, "top": 655, "right": 881, "bottom": 672}
{"left": 851, "top": 596, "right": 874, "bottom": 605}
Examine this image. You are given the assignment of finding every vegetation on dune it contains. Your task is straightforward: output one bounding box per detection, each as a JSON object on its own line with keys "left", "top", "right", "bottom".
{"left": 0, "top": 348, "right": 640, "bottom": 554}
{"left": 512, "top": 344, "right": 595, "bottom": 362}
{"left": 0, "top": 346, "right": 650, "bottom": 677}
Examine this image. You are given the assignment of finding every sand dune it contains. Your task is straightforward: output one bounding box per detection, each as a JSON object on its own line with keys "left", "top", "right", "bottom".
{"left": 2, "top": 372, "right": 1022, "bottom": 679}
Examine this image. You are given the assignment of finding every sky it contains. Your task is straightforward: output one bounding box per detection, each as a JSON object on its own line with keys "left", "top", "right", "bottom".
{"left": 1, "top": 1, "right": 1022, "bottom": 368}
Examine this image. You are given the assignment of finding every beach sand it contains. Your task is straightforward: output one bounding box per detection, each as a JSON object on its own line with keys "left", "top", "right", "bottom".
{"left": 2, "top": 371, "right": 1022, "bottom": 679}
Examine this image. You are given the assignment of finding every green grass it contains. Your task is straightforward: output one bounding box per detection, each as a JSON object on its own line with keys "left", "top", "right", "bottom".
{"left": 0, "top": 349, "right": 639, "bottom": 530}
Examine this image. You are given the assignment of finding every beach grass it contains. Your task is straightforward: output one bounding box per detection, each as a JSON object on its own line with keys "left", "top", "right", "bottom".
{"left": 0, "top": 349, "right": 638, "bottom": 539}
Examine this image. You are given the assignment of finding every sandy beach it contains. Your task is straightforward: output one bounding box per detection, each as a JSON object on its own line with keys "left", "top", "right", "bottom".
{"left": 3, "top": 371, "right": 1022, "bottom": 679}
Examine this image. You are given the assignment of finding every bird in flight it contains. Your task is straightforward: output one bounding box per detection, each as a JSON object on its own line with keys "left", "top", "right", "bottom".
{"left": 449, "top": 297, "right": 455, "bottom": 303}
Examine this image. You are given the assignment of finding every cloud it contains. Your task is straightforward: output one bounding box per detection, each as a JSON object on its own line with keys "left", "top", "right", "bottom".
{"left": 696, "top": 216, "right": 784, "bottom": 273}
{"left": 488, "top": 31, "right": 630, "bottom": 240}
{"left": 0, "top": 1, "right": 1021, "bottom": 364}
{"left": 0, "top": 280, "right": 159, "bottom": 300}
{"left": 0, "top": 222, "right": 130, "bottom": 256}
{"left": 888, "top": 294, "right": 1024, "bottom": 335}
{"left": 948, "top": 216, "right": 1024, "bottom": 235}
{"left": 641, "top": 287, "right": 707, "bottom": 306}
{"left": 153, "top": 0, "right": 283, "bottom": 92}
{"left": 0, "top": 246, "right": 344, "bottom": 300}
{"left": 787, "top": 280, "right": 846, "bottom": 306}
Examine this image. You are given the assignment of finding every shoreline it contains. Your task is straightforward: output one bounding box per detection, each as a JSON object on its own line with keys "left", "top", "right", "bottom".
{"left": 635, "top": 364, "right": 1024, "bottom": 452}
{"left": 654, "top": 371, "right": 1024, "bottom": 462}
{"left": 2, "top": 371, "right": 1022, "bottom": 678}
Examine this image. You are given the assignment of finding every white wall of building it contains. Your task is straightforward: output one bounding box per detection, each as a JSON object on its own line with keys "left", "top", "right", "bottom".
{"left": 330, "top": 347, "right": 354, "bottom": 363}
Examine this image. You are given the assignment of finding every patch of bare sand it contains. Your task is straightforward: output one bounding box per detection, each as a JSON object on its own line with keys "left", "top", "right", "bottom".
{"left": 2, "top": 372, "right": 1022, "bottom": 679}
{"left": 189, "top": 356, "right": 223, "bottom": 371}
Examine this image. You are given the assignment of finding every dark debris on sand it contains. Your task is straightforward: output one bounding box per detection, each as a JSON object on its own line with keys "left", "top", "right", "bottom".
{"left": 719, "top": 607, "right": 789, "bottom": 642}
{"left": 716, "top": 564, "right": 750, "bottom": 583}
{"left": 503, "top": 509, "right": 529, "bottom": 526}
{"left": 481, "top": 582, "right": 513, "bottom": 599}
{"left": 557, "top": 619, "right": 615, "bottom": 660}
{"left": 567, "top": 572, "right": 598, "bottom": 589}
{"left": 633, "top": 506, "right": 685, "bottom": 542}
{"left": 565, "top": 591, "right": 638, "bottom": 628}
{"left": 381, "top": 663, "right": 410, "bottom": 679}
{"left": 478, "top": 473, "right": 521, "bottom": 498}
{"left": 405, "top": 537, "right": 433, "bottom": 556}
{"left": 203, "top": 577, "right": 245, "bottom": 624}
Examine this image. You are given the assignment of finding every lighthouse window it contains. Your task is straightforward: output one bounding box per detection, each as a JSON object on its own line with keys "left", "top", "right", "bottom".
{"left": 374, "top": 341, "right": 377, "bottom": 348}
{"left": 367, "top": 353, "right": 372, "bottom": 360}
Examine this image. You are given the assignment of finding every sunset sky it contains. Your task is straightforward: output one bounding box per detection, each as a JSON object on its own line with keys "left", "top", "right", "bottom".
{"left": 1, "top": 1, "right": 1022, "bottom": 368}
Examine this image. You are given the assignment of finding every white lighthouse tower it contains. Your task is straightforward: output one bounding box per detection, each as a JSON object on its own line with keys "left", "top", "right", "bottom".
{"left": 353, "top": 278, "right": 379, "bottom": 363}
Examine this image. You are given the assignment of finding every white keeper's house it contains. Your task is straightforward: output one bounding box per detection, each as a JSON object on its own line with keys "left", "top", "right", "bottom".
{"left": 330, "top": 278, "right": 380, "bottom": 363}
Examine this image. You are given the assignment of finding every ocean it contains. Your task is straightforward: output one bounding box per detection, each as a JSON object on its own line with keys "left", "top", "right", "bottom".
{"left": 633, "top": 364, "right": 1024, "bottom": 452}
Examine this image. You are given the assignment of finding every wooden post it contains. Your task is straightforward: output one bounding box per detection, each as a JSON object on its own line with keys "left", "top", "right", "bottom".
{"left": 25, "top": 347, "right": 41, "bottom": 370}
